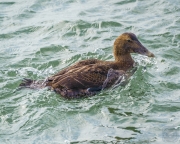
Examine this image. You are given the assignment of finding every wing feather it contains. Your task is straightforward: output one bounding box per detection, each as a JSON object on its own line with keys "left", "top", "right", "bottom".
{"left": 49, "top": 64, "right": 111, "bottom": 90}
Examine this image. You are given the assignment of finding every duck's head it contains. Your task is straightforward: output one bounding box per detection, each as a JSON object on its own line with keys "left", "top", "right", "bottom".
{"left": 113, "top": 33, "right": 154, "bottom": 58}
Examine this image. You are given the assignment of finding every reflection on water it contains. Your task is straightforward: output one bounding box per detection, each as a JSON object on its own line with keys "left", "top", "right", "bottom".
{"left": 0, "top": 0, "right": 180, "bottom": 143}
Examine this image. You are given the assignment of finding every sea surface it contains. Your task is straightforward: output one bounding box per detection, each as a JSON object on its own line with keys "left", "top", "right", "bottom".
{"left": 0, "top": 0, "right": 180, "bottom": 143}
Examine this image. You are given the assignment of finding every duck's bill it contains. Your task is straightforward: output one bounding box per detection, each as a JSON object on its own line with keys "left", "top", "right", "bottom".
{"left": 144, "top": 50, "right": 155, "bottom": 57}
{"left": 134, "top": 41, "right": 155, "bottom": 57}
{"left": 134, "top": 47, "right": 155, "bottom": 57}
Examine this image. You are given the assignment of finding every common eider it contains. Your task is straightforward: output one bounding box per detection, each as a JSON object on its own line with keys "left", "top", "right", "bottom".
{"left": 20, "top": 33, "right": 154, "bottom": 99}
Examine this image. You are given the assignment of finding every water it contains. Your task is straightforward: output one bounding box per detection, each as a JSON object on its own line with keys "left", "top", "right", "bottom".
{"left": 0, "top": 0, "right": 180, "bottom": 143}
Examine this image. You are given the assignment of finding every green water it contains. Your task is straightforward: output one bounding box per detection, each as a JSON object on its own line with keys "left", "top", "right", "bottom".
{"left": 0, "top": 0, "right": 180, "bottom": 143}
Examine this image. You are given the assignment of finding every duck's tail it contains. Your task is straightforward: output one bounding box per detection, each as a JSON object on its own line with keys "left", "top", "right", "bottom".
{"left": 19, "top": 78, "right": 47, "bottom": 89}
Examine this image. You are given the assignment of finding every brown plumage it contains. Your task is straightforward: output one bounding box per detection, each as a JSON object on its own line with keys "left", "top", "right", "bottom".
{"left": 20, "top": 32, "right": 154, "bottom": 98}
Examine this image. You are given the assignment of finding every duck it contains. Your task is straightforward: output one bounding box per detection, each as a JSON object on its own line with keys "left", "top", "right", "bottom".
{"left": 20, "top": 32, "right": 154, "bottom": 99}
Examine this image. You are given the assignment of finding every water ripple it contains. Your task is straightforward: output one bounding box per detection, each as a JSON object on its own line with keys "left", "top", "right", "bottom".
{"left": 0, "top": 0, "right": 180, "bottom": 143}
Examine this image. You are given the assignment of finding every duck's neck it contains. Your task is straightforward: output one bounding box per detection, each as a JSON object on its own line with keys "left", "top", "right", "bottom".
{"left": 114, "top": 53, "right": 134, "bottom": 70}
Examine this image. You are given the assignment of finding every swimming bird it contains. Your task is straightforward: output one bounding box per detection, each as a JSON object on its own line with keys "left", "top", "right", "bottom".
{"left": 20, "top": 33, "right": 154, "bottom": 98}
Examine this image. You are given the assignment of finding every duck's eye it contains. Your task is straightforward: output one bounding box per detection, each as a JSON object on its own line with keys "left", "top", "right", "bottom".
{"left": 127, "top": 39, "right": 131, "bottom": 42}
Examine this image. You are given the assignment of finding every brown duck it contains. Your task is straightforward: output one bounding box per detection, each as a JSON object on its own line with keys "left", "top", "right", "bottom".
{"left": 20, "top": 33, "right": 154, "bottom": 98}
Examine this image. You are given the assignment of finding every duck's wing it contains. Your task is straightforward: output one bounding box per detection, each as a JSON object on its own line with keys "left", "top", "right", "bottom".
{"left": 50, "top": 64, "right": 125, "bottom": 89}
{"left": 49, "top": 64, "right": 110, "bottom": 90}
{"left": 50, "top": 59, "right": 101, "bottom": 77}
{"left": 47, "top": 64, "right": 125, "bottom": 98}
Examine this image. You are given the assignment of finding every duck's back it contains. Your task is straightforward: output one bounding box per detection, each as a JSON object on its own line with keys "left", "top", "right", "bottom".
{"left": 46, "top": 59, "right": 125, "bottom": 98}
{"left": 20, "top": 59, "right": 125, "bottom": 98}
